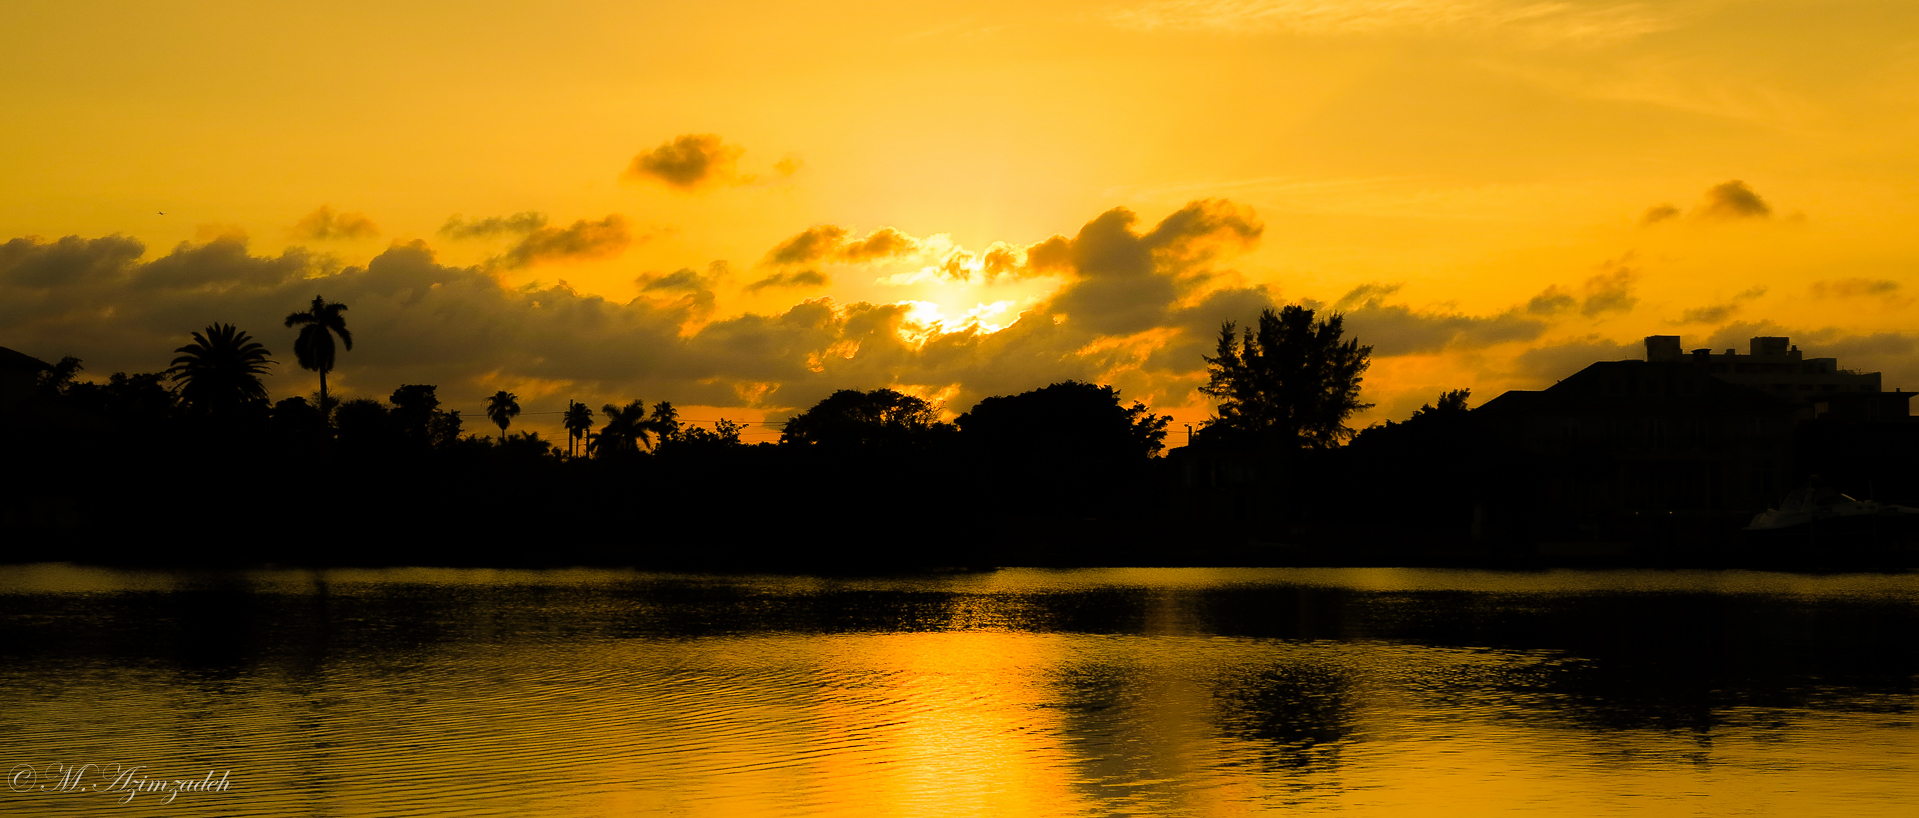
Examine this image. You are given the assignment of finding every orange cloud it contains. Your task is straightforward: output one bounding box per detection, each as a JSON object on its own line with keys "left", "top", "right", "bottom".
{"left": 498, "top": 215, "right": 634, "bottom": 268}
{"left": 291, "top": 205, "right": 379, "bottom": 241}
{"left": 623, "top": 134, "right": 744, "bottom": 191}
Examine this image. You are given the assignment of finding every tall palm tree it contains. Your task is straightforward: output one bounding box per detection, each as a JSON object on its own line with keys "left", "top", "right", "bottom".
{"left": 648, "top": 401, "right": 680, "bottom": 447}
{"left": 167, "top": 323, "right": 275, "bottom": 415}
{"left": 590, "top": 400, "right": 651, "bottom": 459}
{"left": 562, "top": 400, "right": 595, "bottom": 458}
{"left": 283, "top": 296, "right": 352, "bottom": 421}
{"left": 486, "top": 390, "right": 521, "bottom": 444}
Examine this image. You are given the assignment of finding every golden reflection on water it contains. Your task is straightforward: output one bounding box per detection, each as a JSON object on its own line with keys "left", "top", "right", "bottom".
{"left": 0, "top": 564, "right": 1916, "bottom": 817}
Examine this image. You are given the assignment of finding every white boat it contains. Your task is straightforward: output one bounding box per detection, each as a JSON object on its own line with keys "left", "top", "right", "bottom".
{"left": 1746, "top": 483, "right": 1919, "bottom": 531}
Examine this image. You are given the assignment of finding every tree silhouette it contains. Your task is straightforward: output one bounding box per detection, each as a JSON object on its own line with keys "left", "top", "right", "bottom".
{"left": 284, "top": 296, "right": 353, "bottom": 420}
{"left": 958, "top": 380, "right": 1171, "bottom": 462}
{"left": 1200, "top": 306, "right": 1372, "bottom": 448}
{"left": 590, "top": 400, "right": 651, "bottom": 458}
{"left": 389, "top": 384, "right": 441, "bottom": 448}
{"left": 562, "top": 400, "right": 595, "bottom": 457}
{"left": 485, "top": 390, "right": 521, "bottom": 444}
{"left": 166, "top": 323, "right": 275, "bottom": 415}
{"left": 649, "top": 401, "right": 681, "bottom": 445}
{"left": 36, "top": 355, "right": 83, "bottom": 397}
{"left": 781, "top": 388, "right": 951, "bottom": 448}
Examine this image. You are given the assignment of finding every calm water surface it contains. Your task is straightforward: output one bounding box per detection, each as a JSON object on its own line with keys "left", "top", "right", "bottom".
{"left": 1, "top": 565, "right": 1914, "bottom": 817}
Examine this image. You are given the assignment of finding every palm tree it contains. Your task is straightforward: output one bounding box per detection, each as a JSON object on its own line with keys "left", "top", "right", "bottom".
{"left": 648, "top": 401, "right": 680, "bottom": 447}
{"left": 486, "top": 390, "right": 521, "bottom": 444}
{"left": 167, "top": 323, "right": 275, "bottom": 414}
{"left": 283, "top": 296, "right": 352, "bottom": 421}
{"left": 562, "top": 400, "right": 595, "bottom": 457}
{"left": 590, "top": 400, "right": 651, "bottom": 458}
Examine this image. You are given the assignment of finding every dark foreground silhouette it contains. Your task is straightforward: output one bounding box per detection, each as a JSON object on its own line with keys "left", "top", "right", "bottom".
{"left": 6, "top": 305, "right": 1918, "bottom": 570}
{"left": 5, "top": 371, "right": 1913, "bottom": 571}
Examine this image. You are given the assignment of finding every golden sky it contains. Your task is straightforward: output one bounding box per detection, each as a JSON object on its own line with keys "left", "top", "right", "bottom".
{"left": 5, "top": 0, "right": 1918, "bottom": 437}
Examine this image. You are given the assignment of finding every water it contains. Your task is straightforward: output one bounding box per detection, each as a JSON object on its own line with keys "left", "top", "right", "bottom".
{"left": 1, "top": 565, "right": 1914, "bottom": 817}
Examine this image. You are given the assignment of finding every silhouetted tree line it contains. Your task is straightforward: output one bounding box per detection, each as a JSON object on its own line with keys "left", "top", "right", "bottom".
{"left": 4, "top": 297, "right": 1540, "bottom": 567}
{"left": 4, "top": 296, "right": 1208, "bottom": 566}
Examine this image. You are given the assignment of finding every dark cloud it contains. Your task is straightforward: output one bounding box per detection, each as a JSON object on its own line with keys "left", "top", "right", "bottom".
{"left": 1327, "top": 282, "right": 1551, "bottom": 356}
{"left": 1513, "top": 335, "right": 1641, "bottom": 381}
{"left": 497, "top": 215, "right": 634, "bottom": 269}
{"left": 746, "top": 270, "right": 829, "bottom": 293}
{"left": 1144, "top": 285, "right": 1279, "bottom": 372}
{"left": 1675, "top": 286, "right": 1766, "bottom": 325}
{"left": 1, "top": 235, "right": 143, "bottom": 290}
{"left": 762, "top": 225, "right": 919, "bottom": 266}
{"left": 0, "top": 199, "right": 1283, "bottom": 422}
{"left": 1521, "top": 261, "right": 1641, "bottom": 320}
{"left": 1526, "top": 285, "right": 1576, "bottom": 315}
{"left": 765, "top": 225, "right": 847, "bottom": 265}
{"left": 840, "top": 227, "right": 918, "bottom": 262}
{"left": 1335, "top": 286, "right": 1549, "bottom": 356}
{"left": 623, "top": 134, "right": 743, "bottom": 191}
{"left": 1579, "top": 259, "right": 1638, "bottom": 317}
{"left": 1037, "top": 200, "right": 1263, "bottom": 337}
{"left": 638, "top": 263, "right": 725, "bottom": 293}
{"left": 1811, "top": 278, "right": 1900, "bottom": 299}
{"left": 1640, "top": 203, "right": 1680, "bottom": 225}
{"left": 1334, "top": 282, "right": 1403, "bottom": 311}
{"left": 291, "top": 206, "right": 380, "bottom": 241}
{"left": 1699, "top": 320, "right": 1799, "bottom": 353}
{"left": 1694, "top": 180, "right": 1772, "bottom": 220}
{"left": 440, "top": 212, "right": 548, "bottom": 239}
{"left": 1679, "top": 303, "right": 1739, "bottom": 324}
{"left": 0, "top": 224, "right": 1173, "bottom": 419}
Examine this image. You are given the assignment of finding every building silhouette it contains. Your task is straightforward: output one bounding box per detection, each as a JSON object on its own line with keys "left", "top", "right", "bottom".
{"left": 1645, "top": 334, "right": 1881, "bottom": 400}
{"left": 1477, "top": 360, "right": 1799, "bottom": 526}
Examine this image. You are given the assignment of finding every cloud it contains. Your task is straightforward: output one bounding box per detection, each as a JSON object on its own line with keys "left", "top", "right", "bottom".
{"left": 1579, "top": 258, "right": 1638, "bottom": 317}
{"left": 1513, "top": 335, "right": 1641, "bottom": 381}
{"left": 1334, "top": 283, "right": 1549, "bottom": 356}
{"left": 1334, "top": 282, "right": 1402, "bottom": 311}
{"left": 440, "top": 212, "right": 548, "bottom": 239}
{"left": 291, "top": 206, "right": 379, "bottom": 241}
{"left": 1639, "top": 181, "right": 1781, "bottom": 226}
{"left": 623, "top": 134, "right": 744, "bottom": 191}
{"left": 14, "top": 197, "right": 1692, "bottom": 426}
{"left": 638, "top": 262, "right": 728, "bottom": 293}
{"left": 0, "top": 201, "right": 1278, "bottom": 422}
{"left": 1811, "top": 278, "right": 1900, "bottom": 299}
{"left": 1107, "top": 0, "right": 1677, "bottom": 45}
{"left": 1526, "top": 285, "right": 1576, "bottom": 315}
{"left": 841, "top": 227, "right": 919, "bottom": 262}
{"left": 1693, "top": 180, "right": 1772, "bottom": 220}
{"left": 764, "top": 225, "right": 847, "bottom": 265}
{"left": 763, "top": 225, "right": 922, "bottom": 266}
{"left": 1675, "top": 286, "right": 1766, "bottom": 324}
{"left": 496, "top": 215, "right": 634, "bottom": 269}
{"left": 1640, "top": 204, "right": 1680, "bottom": 226}
{"left": 746, "top": 270, "right": 829, "bottom": 293}
{"left": 1036, "top": 199, "right": 1263, "bottom": 337}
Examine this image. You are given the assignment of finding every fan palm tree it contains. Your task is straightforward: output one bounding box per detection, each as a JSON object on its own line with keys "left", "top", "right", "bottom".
{"left": 283, "top": 296, "right": 352, "bottom": 421}
{"left": 486, "top": 390, "right": 521, "bottom": 444}
{"left": 590, "top": 400, "right": 651, "bottom": 458}
{"left": 167, "top": 323, "right": 275, "bottom": 415}
{"left": 648, "top": 401, "right": 680, "bottom": 446}
{"left": 562, "top": 400, "right": 595, "bottom": 457}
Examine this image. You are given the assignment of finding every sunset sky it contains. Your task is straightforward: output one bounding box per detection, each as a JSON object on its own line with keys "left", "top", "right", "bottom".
{"left": 5, "top": 0, "right": 1917, "bottom": 440}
